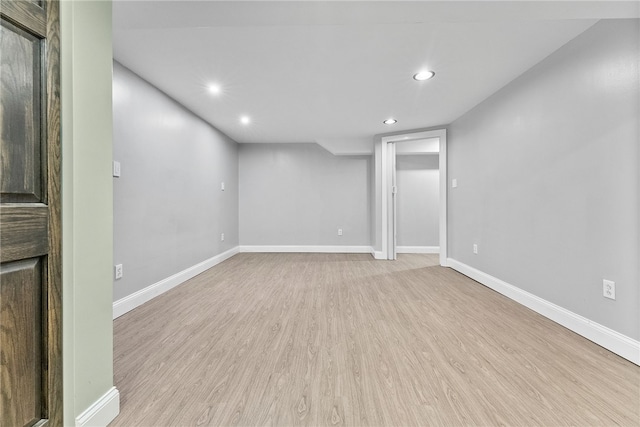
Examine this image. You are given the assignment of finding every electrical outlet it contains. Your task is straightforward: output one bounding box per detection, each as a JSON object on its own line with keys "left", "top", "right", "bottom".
{"left": 603, "top": 279, "right": 615, "bottom": 300}
{"left": 338, "top": 228, "right": 343, "bottom": 236}
{"left": 221, "top": 182, "right": 225, "bottom": 191}
{"left": 115, "top": 264, "right": 123, "bottom": 280}
{"left": 221, "top": 233, "right": 225, "bottom": 242}
{"left": 473, "top": 244, "right": 478, "bottom": 254}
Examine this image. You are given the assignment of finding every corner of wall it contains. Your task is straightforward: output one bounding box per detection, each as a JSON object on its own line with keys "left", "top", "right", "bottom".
{"left": 62, "top": 0, "right": 117, "bottom": 423}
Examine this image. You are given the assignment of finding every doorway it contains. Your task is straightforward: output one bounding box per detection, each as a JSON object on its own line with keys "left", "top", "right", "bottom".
{"left": 395, "top": 151, "right": 440, "bottom": 255}
{"left": 380, "top": 129, "right": 447, "bottom": 265}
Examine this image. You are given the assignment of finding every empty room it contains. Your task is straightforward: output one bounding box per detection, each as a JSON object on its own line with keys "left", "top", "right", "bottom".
{"left": 1, "top": 1, "right": 638, "bottom": 426}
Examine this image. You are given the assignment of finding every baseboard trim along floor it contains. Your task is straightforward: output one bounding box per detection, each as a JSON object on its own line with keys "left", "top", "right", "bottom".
{"left": 239, "top": 245, "right": 373, "bottom": 253}
{"left": 75, "top": 386, "right": 120, "bottom": 427}
{"left": 447, "top": 258, "right": 640, "bottom": 365}
{"left": 111, "top": 253, "right": 638, "bottom": 426}
{"left": 113, "top": 246, "right": 371, "bottom": 319}
{"left": 397, "top": 246, "right": 440, "bottom": 254}
{"left": 113, "top": 247, "right": 239, "bottom": 319}
{"left": 112, "top": 249, "right": 638, "bottom": 365}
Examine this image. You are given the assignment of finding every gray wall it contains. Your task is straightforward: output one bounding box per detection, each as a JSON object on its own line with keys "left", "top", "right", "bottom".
{"left": 239, "top": 143, "right": 371, "bottom": 246}
{"left": 113, "top": 62, "right": 239, "bottom": 302}
{"left": 448, "top": 19, "right": 639, "bottom": 340}
{"left": 396, "top": 155, "right": 439, "bottom": 247}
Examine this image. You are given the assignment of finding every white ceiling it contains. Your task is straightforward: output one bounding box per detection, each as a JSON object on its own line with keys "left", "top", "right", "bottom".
{"left": 112, "top": 1, "right": 639, "bottom": 146}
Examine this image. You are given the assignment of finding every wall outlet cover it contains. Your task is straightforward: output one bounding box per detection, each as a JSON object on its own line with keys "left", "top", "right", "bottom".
{"left": 603, "top": 279, "right": 615, "bottom": 300}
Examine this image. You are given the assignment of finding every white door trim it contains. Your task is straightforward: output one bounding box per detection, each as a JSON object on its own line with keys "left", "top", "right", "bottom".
{"left": 387, "top": 142, "right": 397, "bottom": 260}
{"left": 381, "top": 129, "right": 447, "bottom": 266}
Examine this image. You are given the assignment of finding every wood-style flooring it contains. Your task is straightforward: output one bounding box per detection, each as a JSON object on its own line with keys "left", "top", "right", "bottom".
{"left": 111, "top": 253, "right": 640, "bottom": 426}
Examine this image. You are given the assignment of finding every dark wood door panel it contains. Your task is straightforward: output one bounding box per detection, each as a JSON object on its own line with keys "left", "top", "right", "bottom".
{"left": 0, "top": 257, "right": 43, "bottom": 427}
{"left": 0, "top": 1, "right": 46, "bottom": 38}
{"left": 0, "top": 205, "right": 48, "bottom": 263}
{"left": 1, "top": 18, "right": 43, "bottom": 203}
{"left": 1, "top": 0, "right": 61, "bottom": 425}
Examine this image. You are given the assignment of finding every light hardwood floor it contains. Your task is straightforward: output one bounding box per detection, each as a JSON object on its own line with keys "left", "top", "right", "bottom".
{"left": 111, "top": 253, "right": 639, "bottom": 426}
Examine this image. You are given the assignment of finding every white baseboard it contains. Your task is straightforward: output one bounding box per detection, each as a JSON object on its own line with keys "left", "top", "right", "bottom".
{"left": 369, "top": 248, "right": 439, "bottom": 258}
{"left": 397, "top": 246, "right": 440, "bottom": 254}
{"left": 113, "top": 247, "right": 239, "bottom": 319}
{"left": 239, "top": 245, "right": 372, "bottom": 254}
{"left": 447, "top": 258, "right": 640, "bottom": 365}
{"left": 76, "top": 386, "right": 120, "bottom": 427}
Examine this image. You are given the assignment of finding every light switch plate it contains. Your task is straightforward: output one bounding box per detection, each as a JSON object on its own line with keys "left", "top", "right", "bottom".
{"left": 452, "top": 178, "right": 457, "bottom": 188}
{"left": 113, "top": 161, "right": 121, "bottom": 177}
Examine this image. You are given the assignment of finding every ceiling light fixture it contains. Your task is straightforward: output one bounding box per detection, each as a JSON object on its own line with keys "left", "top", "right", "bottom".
{"left": 383, "top": 118, "right": 397, "bottom": 125}
{"left": 240, "top": 115, "right": 251, "bottom": 125}
{"left": 208, "top": 84, "right": 221, "bottom": 94}
{"left": 413, "top": 70, "right": 435, "bottom": 81}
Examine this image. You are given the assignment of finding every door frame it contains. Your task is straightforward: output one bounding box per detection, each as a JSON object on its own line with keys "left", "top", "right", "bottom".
{"left": 381, "top": 129, "right": 447, "bottom": 265}
{"left": 387, "top": 142, "right": 397, "bottom": 260}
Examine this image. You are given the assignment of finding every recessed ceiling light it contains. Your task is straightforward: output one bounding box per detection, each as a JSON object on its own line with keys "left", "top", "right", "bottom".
{"left": 208, "top": 84, "right": 221, "bottom": 94}
{"left": 383, "top": 118, "right": 397, "bottom": 125}
{"left": 240, "top": 116, "right": 251, "bottom": 125}
{"left": 413, "top": 70, "right": 435, "bottom": 81}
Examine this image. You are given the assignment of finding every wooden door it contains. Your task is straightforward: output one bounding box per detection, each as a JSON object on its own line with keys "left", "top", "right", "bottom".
{"left": 0, "top": 0, "right": 62, "bottom": 426}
